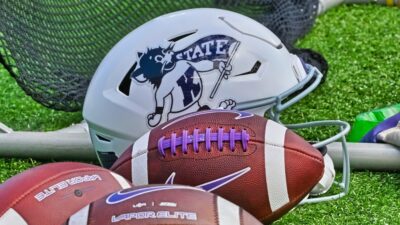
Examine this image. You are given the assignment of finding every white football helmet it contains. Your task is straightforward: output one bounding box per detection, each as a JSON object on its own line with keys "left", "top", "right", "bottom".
{"left": 83, "top": 8, "right": 350, "bottom": 203}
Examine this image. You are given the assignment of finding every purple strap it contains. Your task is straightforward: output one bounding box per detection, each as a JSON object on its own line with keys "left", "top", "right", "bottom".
{"left": 158, "top": 128, "right": 250, "bottom": 156}
{"left": 218, "top": 127, "right": 224, "bottom": 151}
{"left": 230, "top": 128, "right": 235, "bottom": 150}
{"left": 171, "top": 133, "right": 177, "bottom": 155}
{"left": 206, "top": 128, "right": 211, "bottom": 151}
{"left": 158, "top": 136, "right": 165, "bottom": 156}
{"left": 182, "top": 130, "right": 188, "bottom": 154}
{"left": 361, "top": 113, "right": 400, "bottom": 143}
{"left": 242, "top": 129, "right": 248, "bottom": 151}
{"left": 193, "top": 128, "right": 199, "bottom": 152}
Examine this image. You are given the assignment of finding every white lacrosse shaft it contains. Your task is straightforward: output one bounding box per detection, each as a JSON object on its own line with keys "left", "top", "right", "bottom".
{"left": 0, "top": 122, "right": 96, "bottom": 160}
{"left": 318, "top": 0, "right": 344, "bottom": 14}
{"left": 327, "top": 142, "right": 400, "bottom": 170}
{"left": 1, "top": 121, "right": 399, "bottom": 170}
{"left": 345, "top": 0, "right": 400, "bottom": 5}
{"left": 318, "top": 0, "right": 400, "bottom": 15}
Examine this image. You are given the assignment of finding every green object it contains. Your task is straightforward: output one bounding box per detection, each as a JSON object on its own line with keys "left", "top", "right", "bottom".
{"left": 347, "top": 104, "right": 400, "bottom": 142}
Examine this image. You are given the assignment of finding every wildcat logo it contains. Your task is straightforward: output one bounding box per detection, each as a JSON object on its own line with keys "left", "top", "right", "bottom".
{"left": 129, "top": 35, "right": 240, "bottom": 127}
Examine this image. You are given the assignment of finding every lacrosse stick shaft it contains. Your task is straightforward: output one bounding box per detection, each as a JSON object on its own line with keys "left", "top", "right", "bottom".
{"left": 318, "top": 0, "right": 399, "bottom": 15}
{"left": 318, "top": 0, "right": 344, "bottom": 14}
{"left": 0, "top": 131, "right": 96, "bottom": 160}
{"left": 345, "top": 0, "right": 400, "bottom": 6}
{"left": 327, "top": 142, "right": 400, "bottom": 170}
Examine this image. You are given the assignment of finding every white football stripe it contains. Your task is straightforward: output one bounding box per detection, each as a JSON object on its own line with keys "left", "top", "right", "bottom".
{"left": 110, "top": 172, "right": 132, "bottom": 189}
{"left": 217, "top": 197, "right": 241, "bottom": 225}
{"left": 0, "top": 208, "right": 28, "bottom": 225}
{"left": 68, "top": 205, "right": 90, "bottom": 225}
{"left": 264, "top": 120, "right": 290, "bottom": 212}
{"left": 131, "top": 131, "right": 150, "bottom": 185}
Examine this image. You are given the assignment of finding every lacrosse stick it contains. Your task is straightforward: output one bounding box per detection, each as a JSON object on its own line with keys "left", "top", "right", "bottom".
{"left": 0, "top": 121, "right": 96, "bottom": 160}
{"left": 327, "top": 142, "right": 400, "bottom": 170}
{"left": 346, "top": 0, "right": 400, "bottom": 5}
{"left": 318, "top": 0, "right": 344, "bottom": 14}
{"left": 1, "top": 120, "right": 399, "bottom": 171}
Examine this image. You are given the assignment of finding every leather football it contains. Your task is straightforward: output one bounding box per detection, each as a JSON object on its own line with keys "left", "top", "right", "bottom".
{"left": 0, "top": 162, "right": 131, "bottom": 225}
{"left": 111, "top": 110, "right": 324, "bottom": 223}
{"left": 63, "top": 184, "right": 263, "bottom": 225}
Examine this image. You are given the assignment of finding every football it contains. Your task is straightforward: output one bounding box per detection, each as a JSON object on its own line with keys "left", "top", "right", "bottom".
{"left": 63, "top": 184, "right": 263, "bottom": 225}
{"left": 0, "top": 162, "right": 132, "bottom": 225}
{"left": 110, "top": 110, "right": 324, "bottom": 223}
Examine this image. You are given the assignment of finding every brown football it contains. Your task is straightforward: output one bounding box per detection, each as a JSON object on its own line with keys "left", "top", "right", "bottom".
{"left": 63, "top": 184, "right": 263, "bottom": 225}
{"left": 0, "top": 162, "right": 132, "bottom": 225}
{"left": 111, "top": 110, "right": 324, "bottom": 223}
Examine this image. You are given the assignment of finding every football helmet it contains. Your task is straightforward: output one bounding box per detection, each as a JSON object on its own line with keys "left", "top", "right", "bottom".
{"left": 83, "top": 8, "right": 350, "bottom": 203}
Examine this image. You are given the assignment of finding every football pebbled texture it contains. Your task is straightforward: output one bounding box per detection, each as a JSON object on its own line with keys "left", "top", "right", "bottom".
{"left": 63, "top": 184, "right": 263, "bottom": 225}
{"left": 0, "top": 162, "right": 132, "bottom": 225}
{"left": 111, "top": 110, "right": 324, "bottom": 223}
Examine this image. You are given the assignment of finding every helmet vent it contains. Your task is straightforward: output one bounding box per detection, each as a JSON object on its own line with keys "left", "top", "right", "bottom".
{"left": 96, "top": 134, "right": 111, "bottom": 142}
{"left": 234, "top": 61, "right": 261, "bottom": 77}
{"left": 168, "top": 30, "right": 197, "bottom": 42}
{"left": 119, "top": 63, "right": 137, "bottom": 96}
{"left": 218, "top": 17, "right": 280, "bottom": 49}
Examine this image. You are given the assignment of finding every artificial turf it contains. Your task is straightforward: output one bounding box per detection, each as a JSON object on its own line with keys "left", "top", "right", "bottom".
{"left": 0, "top": 65, "right": 82, "bottom": 182}
{"left": 277, "top": 4, "right": 400, "bottom": 224}
{"left": 0, "top": 3, "right": 399, "bottom": 224}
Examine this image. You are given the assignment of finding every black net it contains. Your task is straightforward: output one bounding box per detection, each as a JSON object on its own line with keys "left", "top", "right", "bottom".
{"left": 0, "top": 0, "right": 320, "bottom": 112}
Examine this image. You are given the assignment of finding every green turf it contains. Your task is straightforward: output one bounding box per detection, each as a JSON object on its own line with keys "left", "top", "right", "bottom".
{"left": 0, "top": 65, "right": 82, "bottom": 132}
{"left": 280, "top": 4, "right": 400, "bottom": 141}
{"left": 0, "top": 3, "right": 400, "bottom": 224}
{"left": 276, "top": 4, "right": 400, "bottom": 224}
{"left": 0, "top": 64, "right": 82, "bottom": 182}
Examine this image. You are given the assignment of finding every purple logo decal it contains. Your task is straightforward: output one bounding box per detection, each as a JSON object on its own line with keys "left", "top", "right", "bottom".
{"left": 165, "top": 167, "right": 251, "bottom": 192}
{"left": 162, "top": 110, "right": 253, "bottom": 129}
{"left": 106, "top": 185, "right": 203, "bottom": 205}
{"left": 233, "top": 111, "right": 253, "bottom": 120}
